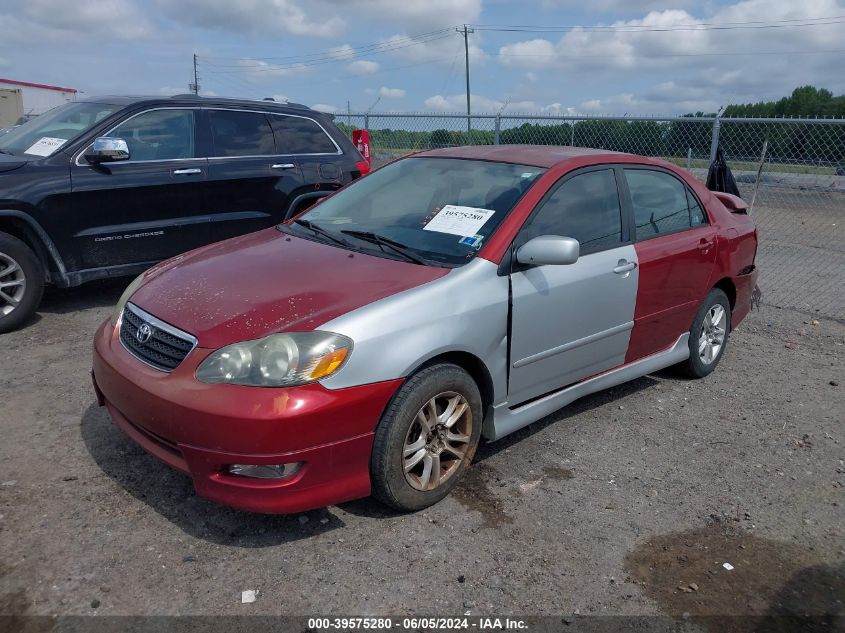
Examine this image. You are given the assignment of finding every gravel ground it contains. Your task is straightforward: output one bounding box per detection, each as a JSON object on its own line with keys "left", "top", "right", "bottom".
{"left": 0, "top": 280, "right": 843, "bottom": 627}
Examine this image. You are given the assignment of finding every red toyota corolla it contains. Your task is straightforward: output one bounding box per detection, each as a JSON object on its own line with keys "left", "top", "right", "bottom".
{"left": 92, "top": 146, "right": 758, "bottom": 514}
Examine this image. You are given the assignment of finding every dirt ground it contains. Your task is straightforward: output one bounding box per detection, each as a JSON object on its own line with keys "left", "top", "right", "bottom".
{"left": 0, "top": 280, "right": 843, "bottom": 627}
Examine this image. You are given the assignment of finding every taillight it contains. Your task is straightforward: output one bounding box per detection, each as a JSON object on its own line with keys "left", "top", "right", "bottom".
{"left": 355, "top": 160, "right": 370, "bottom": 176}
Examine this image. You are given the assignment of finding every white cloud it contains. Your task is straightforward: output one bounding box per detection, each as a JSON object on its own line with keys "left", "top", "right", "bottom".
{"left": 157, "top": 0, "right": 344, "bottom": 38}
{"left": 495, "top": 0, "right": 845, "bottom": 113}
{"left": 379, "top": 30, "right": 487, "bottom": 67}
{"left": 325, "top": 0, "right": 481, "bottom": 31}
{"left": 347, "top": 60, "right": 380, "bottom": 75}
{"left": 500, "top": 0, "right": 845, "bottom": 72}
{"left": 423, "top": 93, "right": 579, "bottom": 114}
{"left": 379, "top": 86, "right": 406, "bottom": 98}
{"left": 0, "top": 0, "right": 154, "bottom": 43}
{"left": 236, "top": 58, "right": 309, "bottom": 80}
{"left": 542, "top": 0, "right": 695, "bottom": 12}
{"left": 312, "top": 103, "right": 339, "bottom": 113}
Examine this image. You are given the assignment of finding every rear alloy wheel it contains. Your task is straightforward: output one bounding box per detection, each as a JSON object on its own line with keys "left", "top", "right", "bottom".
{"left": 371, "top": 363, "right": 483, "bottom": 511}
{"left": 678, "top": 288, "right": 731, "bottom": 378}
{"left": 0, "top": 232, "right": 45, "bottom": 334}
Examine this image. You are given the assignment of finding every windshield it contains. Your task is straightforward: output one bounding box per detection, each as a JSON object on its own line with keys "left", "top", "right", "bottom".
{"left": 292, "top": 157, "right": 545, "bottom": 266}
{"left": 0, "top": 102, "right": 121, "bottom": 157}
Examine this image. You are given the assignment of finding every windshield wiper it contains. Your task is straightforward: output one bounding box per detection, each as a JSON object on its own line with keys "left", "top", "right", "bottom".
{"left": 340, "top": 230, "right": 427, "bottom": 265}
{"left": 0, "top": 149, "right": 14, "bottom": 155}
{"left": 292, "top": 219, "right": 350, "bottom": 247}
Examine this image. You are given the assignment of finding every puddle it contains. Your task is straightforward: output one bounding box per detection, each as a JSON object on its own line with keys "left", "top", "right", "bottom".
{"left": 542, "top": 466, "right": 574, "bottom": 480}
{"left": 625, "top": 522, "right": 844, "bottom": 631}
{"left": 451, "top": 462, "right": 514, "bottom": 529}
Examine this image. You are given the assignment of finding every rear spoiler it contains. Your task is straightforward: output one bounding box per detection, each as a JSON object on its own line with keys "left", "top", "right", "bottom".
{"left": 713, "top": 191, "right": 749, "bottom": 215}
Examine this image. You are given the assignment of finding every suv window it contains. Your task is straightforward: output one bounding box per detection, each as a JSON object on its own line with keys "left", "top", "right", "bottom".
{"left": 107, "top": 109, "right": 195, "bottom": 161}
{"left": 269, "top": 115, "right": 337, "bottom": 154}
{"left": 520, "top": 169, "right": 623, "bottom": 253}
{"left": 208, "top": 110, "right": 275, "bottom": 157}
{"left": 625, "top": 169, "right": 696, "bottom": 238}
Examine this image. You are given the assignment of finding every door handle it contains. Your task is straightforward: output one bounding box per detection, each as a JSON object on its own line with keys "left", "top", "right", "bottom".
{"left": 698, "top": 238, "right": 714, "bottom": 251}
{"left": 172, "top": 168, "right": 202, "bottom": 175}
{"left": 613, "top": 260, "right": 637, "bottom": 275}
{"left": 271, "top": 163, "right": 296, "bottom": 170}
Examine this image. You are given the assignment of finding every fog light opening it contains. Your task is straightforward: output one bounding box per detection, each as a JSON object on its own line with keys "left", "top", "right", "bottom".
{"left": 227, "top": 462, "right": 302, "bottom": 480}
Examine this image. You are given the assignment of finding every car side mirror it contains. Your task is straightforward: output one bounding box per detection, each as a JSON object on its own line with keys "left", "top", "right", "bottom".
{"left": 516, "top": 235, "right": 580, "bottom": 266}
{"left": 84, "top": 137, "right": 130, "bottom": 164}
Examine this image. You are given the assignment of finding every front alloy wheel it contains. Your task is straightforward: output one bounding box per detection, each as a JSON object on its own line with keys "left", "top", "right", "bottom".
{"left": 371, "top": 363, "right": 483, "bottom": 511}
{"left": 403, "top": 391, "right": 473, "bottom": 492}
{"left": 0, "top": 251, "right": 26, "bottom": 317}
{"left": 0, "top": 232, "right": 45, "bottom": 334}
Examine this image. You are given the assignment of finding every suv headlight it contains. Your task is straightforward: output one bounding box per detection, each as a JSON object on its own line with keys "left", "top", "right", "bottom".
{"left": 195, "top": 332, "right": 352, "bottom": 387}
{"left": 111, "top": 273, "right": 145, "bottom": 325}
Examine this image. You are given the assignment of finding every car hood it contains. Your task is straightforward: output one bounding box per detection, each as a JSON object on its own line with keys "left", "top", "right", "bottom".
{"left": 130, "top": 228, "right": 450, "bottom": 349}
{"left": 0, "top": 153, "right": 28, "bottom": 173}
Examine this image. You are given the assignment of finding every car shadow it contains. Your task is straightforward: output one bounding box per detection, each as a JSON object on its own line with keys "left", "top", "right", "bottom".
{"left": 79, "top": 402, "right": 347, "bottom": 546}
{"left": 39, "top": 277, "right": 129, "bottom": 314}
{"left": 340, "top": 373, "right": 663, "bottom": 519}
{"left": 475, "top": 373, "right": 660, "bottom": 461}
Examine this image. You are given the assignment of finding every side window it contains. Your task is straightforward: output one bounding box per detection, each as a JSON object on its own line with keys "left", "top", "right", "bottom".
{"left": 269, "top": 115, "right": 338, "bottom": 154}
{"left": 625, "top": 169, "right": 692, "bottom": 238}
{"left": 208, "top": 110, "right": 275, "bottom": 157}
{"left": 520, "top": 169, "right": 623, "bottom": 253}
{"left": 687, "top": 188, "right": 708, "bottom": 226}
{"left": 107, "top": 109, "right": 195, "bottom": 161}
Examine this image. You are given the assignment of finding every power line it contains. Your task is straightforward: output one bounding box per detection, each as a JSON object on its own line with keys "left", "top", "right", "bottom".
{"left": 199, "top": 31, "right": 455, "bottom": 72}
{"left": 498, "top": 48, "right": 845, "bottom": 60}
{"left": 471, "top": 17, "right": 845, "bottom": 33}
{"left": 203, "top": 28, "right": 455, "bottom": 64}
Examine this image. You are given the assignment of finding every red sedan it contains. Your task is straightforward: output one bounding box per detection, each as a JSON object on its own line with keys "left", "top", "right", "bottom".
{"left": 92, "top": 146, "right": 758, "bottom": 513}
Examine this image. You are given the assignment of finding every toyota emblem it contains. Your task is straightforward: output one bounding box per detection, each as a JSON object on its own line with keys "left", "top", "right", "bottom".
{"left": 136, "top": 323, "right": 153, "bottom": 344}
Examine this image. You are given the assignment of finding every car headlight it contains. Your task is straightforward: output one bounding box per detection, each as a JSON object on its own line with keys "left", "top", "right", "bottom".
{"left": 111, "top": 273, "right": 145, "bottom": 326}
{"left": 195, "top": 332, "right": 352, "bottom": 387}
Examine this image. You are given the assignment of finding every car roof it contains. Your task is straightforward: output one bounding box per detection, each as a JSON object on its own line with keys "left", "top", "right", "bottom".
{"left": 80, "top": 94, "right": 321, "bottom": 115}
{"left": 417, "top": 144, "right": 636, "bottom": 168}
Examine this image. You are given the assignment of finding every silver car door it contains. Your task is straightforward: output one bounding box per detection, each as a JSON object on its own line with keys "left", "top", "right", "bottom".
{"left": 508, "top": 167, "right": 638, "bottom": 405}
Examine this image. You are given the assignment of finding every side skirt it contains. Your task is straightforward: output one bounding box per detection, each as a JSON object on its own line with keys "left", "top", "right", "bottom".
{"left": 483, "top": 333, "right": 690, "bottom": 441}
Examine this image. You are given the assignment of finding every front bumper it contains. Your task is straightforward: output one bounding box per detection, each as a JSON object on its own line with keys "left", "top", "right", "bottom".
{"left": 92, "top": 319, "right": 402, "bottom": 513}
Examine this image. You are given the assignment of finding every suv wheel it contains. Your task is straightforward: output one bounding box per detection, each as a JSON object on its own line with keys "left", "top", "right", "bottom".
{"left": 0, "top": 232, "right": 45, "bottom": 333}
{"left": 371, "top": 363, "right": 483, "bottom": 512}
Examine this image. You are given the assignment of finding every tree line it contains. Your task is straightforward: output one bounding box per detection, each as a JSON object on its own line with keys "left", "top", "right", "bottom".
{"left": 336, "top": 87, "right": 845, "bottom": 165}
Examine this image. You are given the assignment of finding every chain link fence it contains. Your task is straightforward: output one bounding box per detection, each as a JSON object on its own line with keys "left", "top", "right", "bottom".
{"left": 336, "top": 113, "right": 845, "bottom": 320}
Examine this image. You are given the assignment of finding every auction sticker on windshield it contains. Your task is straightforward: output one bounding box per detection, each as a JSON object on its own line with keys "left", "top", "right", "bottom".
{"left": 423, "top": 205, "right": 495, "bottom": 237}
{"left": 25, "top": 137, "right": 67, "bottom": 157}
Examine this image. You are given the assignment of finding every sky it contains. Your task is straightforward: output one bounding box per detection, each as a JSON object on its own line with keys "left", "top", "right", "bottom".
{"left": 1, "top": 0, "right": 843, "bottom": 116}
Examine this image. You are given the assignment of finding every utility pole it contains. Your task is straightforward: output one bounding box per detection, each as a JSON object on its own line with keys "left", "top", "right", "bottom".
{"left": 191, "top": 53, "right": 200, "bottom": 95}
{"left": 457, "top": 24, "right": 474, "bottom": 141}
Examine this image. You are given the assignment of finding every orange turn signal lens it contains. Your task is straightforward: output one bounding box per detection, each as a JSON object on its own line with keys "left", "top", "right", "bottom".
{"left": 308, "top": 347, "right": 349, "bottom": 380}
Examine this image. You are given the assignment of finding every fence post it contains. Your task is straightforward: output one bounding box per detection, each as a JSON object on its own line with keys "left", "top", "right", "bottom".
{"left": 687, "top": 147, "right": 692, "bottom": 170}
{"left": 570, "top": 121, "right": 575, "bottom": 147}
{"left": 364, "top": 114, "right": 369, "bottom": 132}
{"left": 494, "top": 114, "right": 501, "bottom": 145}
{"left": 709, "top": 106, "right": 727, "bottom": 162}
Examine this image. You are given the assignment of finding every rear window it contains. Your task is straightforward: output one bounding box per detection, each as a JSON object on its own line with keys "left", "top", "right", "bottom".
{"left": 269, "top": 115, "right": 338, "bottom": 154}
{"left": 208, "top": 110, "right": 275, "bottom": 157}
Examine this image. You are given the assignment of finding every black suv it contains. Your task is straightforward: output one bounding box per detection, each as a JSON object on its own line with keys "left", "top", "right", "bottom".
{"left": 0, "top": 95, "right": 367, "bottom": 332}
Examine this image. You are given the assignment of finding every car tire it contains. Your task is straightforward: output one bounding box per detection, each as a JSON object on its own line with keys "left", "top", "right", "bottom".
{"left": 0, "top": 232, "right": 45, "bottom": 334}
{"left": 371, "top": 363, "right": 483, "bottom": 512}
{"left": 678, "top": 288, "right": 731, "bottom": 379}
